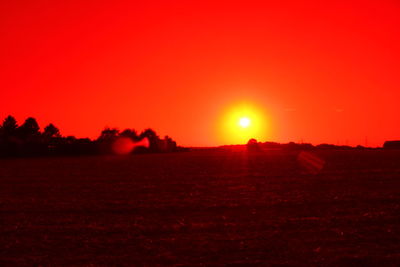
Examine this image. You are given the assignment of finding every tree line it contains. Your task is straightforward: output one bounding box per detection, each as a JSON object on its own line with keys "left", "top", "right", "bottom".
{"left": 0, "top": 115, "right": 182, "bottom": 157}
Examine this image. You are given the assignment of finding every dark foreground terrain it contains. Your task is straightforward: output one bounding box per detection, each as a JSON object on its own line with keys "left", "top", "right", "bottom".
{"left": 1, "top": 149, "right": 400, "bottom": 266}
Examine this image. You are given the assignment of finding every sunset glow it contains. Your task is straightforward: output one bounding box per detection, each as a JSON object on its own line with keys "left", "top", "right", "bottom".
{"left": 219, "top": 103, "right": 268, "bottom": 145}
{"left": 1, "top": 1, "right": 400, "bottom": 146}
{"left": 2, "top": 2, "right": 400, "bottom": 266}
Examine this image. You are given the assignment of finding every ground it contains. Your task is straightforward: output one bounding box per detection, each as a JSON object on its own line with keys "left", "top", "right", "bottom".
{"left": 1, "top": 149, "right": 400, "bottom": 266}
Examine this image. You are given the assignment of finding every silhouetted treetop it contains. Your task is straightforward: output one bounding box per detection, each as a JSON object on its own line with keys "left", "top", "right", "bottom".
{"left": 1, "top": 115, "right": 18, "bottom": 135}
{"left": 140, "top": 128, "right": 158, "bottom": 139}
{"left": 19, "top": 117, "right": 40, "bottom": 138}
{"left": 98, "top": 128, "right": 120, "bottom": 141}
{"left": 120, "top": 129, "right": 139, "bottom": 140}
{"left": 140, "top": 128, "right": 159, "bottom": 150}
{"left": 43, "top": 123, "right": 61, "bottom": 138}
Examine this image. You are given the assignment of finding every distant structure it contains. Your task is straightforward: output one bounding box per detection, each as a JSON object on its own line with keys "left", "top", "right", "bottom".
{"left": 383, "top": 140, "right": 400, "bottom": 149}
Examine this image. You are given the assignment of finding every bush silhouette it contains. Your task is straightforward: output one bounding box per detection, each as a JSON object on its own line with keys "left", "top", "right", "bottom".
{"left": 247, "top": 138, "right": 260, "bottom": 151}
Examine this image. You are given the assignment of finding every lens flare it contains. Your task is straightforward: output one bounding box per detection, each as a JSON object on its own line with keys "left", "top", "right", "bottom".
{"left": 112, "top": 137, "right": 150, "bottom": 155}
{"left": 297, "top": 151, "right": 325, "bottom": 174}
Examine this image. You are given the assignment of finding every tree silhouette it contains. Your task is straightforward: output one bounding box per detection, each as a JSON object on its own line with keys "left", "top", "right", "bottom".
{"left": 43, "top": 123, "right": 61, "bottom": 138}
{"left": 97, "top": 128, "right": 120, "bottom": 154}
{"left": 140, "top": 128, "right": 159, "bottom": 151}
{"left": 1, "top": 115, "right": 18, "bottom": 136}
{"left": 163, "top": 135, "right": 177, "bottom": 151}
{"left": 0, "top": 115, "right": 181, "bottom": 157}
{"left": 120, "top": 128, "right": 139, "bottom": 141}
{"left": 19, "top": 117, "right": 40, "bottom": 140}
{"left": 0, "top": 116, "right": 20, "bottom": 156}
{"left": 140, "top": 128, "right": 157, "bottom": 139}
{"left": 98, "top": 128, "right": 119, "bottom": 141}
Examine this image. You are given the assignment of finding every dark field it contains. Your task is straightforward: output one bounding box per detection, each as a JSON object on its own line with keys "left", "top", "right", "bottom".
{"left": 1, "top": 150, "right": 400, "bottom": 266}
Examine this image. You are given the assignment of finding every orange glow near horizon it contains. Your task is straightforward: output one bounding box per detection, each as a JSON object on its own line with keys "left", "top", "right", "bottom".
{"left": 219, "top": 102, "right": 268, "bottom": 145}
{"left": 1, "top": 1, "right": 400, "bottom": 147}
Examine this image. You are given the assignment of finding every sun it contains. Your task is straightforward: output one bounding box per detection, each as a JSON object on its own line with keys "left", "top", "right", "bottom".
{"left": 218, "top": 102, "right": 269, "bottom": 145}
{"left": 239, "top": 117, "right": 251, "bottom": 128}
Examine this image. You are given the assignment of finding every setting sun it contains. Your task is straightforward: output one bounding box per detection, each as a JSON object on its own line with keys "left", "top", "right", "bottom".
{"left": 218, "top": 102, "right": 268, "bottom": 145}
{"left": 239, "top": 117, "right": 251, "bottom": 128}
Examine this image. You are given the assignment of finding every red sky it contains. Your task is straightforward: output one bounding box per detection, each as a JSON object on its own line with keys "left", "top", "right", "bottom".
{"left": 1, "top": 0, "right": 399, "bottom": 147}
